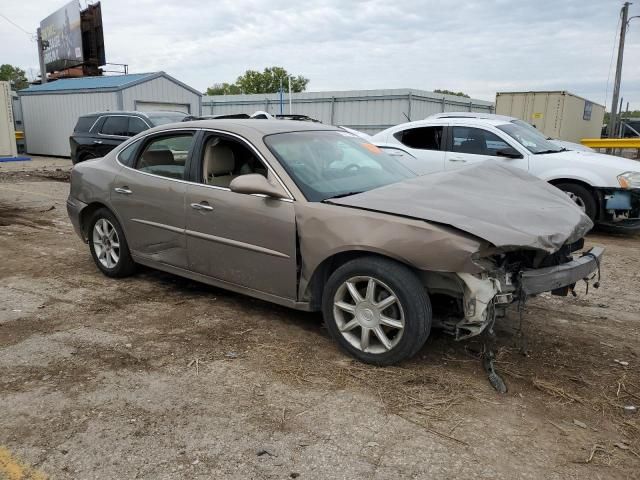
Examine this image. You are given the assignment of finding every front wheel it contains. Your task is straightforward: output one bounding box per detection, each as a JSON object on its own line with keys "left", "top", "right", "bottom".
{"left": 322, "top": 256, "right": 431, "bottom": 366}
{"left": 88, "top": 208, "right": 135, "bottom": 278}
{"left": 556, "top": 183, "right": 598, "bottom": 221}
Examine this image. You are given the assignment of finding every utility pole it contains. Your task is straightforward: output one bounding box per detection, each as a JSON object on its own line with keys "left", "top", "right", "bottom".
{"left": 36, "top": 28, "right": 47, "bottom": 84}
{"left": 609, "top": 2, "right": 630, "bottom": 138}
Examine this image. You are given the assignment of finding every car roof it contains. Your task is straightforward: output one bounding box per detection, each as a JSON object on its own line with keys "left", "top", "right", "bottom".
{"left": 387, "top": 117, "right": 511, "bottom": 130}
{"left": 79, "top": 111, "right": 186, "bottom": 117}
{"left": 174, "top": 119, "right": 339, "bottom": 135}
{"left": 429, "top": 112, "right": 517, "bottom": 122}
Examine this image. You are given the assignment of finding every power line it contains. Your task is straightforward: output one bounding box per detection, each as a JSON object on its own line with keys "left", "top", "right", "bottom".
{"left": 0, "top": 13, "right": 35, "bottom": 39}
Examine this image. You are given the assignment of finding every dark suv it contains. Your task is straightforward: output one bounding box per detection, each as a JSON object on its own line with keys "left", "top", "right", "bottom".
{"left": 69, "top": 111, "right": 189, "bottom": 164}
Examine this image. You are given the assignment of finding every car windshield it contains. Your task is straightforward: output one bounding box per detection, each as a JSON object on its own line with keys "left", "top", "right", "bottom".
{"left": 264, "top": 131, "right": 416, "bottom": 202}
{"left": 147, "top": 112, "right": 188, "bottom": 126}
{"left": 497, "top": 122, "right": 564, "bottom": 154}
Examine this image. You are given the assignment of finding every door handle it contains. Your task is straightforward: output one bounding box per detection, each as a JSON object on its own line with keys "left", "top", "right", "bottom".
{"left": 190, "top": 202, "right": 214, "bottom": 211}
{"left": 449, "top": 158, "right": 467, "bottom": 163}
{"left": 93, "top": 140, "right": 103, "bottom": 144}
{"left": 114, "top": 187, "right": 132, "bottom": 194}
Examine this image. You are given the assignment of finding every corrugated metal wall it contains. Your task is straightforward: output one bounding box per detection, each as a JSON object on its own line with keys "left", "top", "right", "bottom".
{"left": 21, "top": 91, "right": 118, "bottom": 156}
{"left": 202, "top": 89, "right": 494, "bottom": 134}
{"left": 121, "top": 77, "right": 200, "bottom": 114}
{"left": 20, "top": 75, "right": 202, "bottom": 157}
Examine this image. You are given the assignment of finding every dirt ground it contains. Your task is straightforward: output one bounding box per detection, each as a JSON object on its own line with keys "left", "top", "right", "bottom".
{"left": 1, "top": 158, "right": 639, "bottom": 479}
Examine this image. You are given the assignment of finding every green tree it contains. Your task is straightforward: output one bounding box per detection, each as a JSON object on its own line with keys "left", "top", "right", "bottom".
{"left": 205, "top": 82, "right": 242, "bottom": 96}
{"left": 0, "top": 64, "right": 28, "bottom": 90}
{"left": 206, "top": 67, "right": 309, "bottom": 95}
{"left": 434, "top": 89, "right": 470, "bottom": 98}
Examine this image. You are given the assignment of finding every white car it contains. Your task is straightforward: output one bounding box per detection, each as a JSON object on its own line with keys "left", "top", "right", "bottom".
{"left": 371, "top": 117, "right": 640, "bottom": 230}
{"left": 427, "top": 112, "right": 593, "bottom": 152}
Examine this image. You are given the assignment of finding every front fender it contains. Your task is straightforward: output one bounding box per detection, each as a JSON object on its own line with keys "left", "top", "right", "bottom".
{"left": 294, "top": 202, "right": 486, "bottom": 301}
{"left": 539, "top": 168, "right": 616, "bottom": 188}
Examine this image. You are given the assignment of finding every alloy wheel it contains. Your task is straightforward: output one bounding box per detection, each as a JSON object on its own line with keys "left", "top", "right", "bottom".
{"left": 92, "top": 218, "right": 120, "bottom": 269}
{"left": 333, "top": 276, "right": 405, "bottom": 354}
{"left": 564, "top": 191, "right": 586, "bottom": 212}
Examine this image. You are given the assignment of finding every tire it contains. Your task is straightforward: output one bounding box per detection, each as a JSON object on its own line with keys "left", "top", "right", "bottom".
{"left": 88, "top": 208, "right": 135, "bottom": 278}
{"left": 321, "top": 256, "right": 431, "bottom": 366}
{"left": 556, "top": 183, "right": 598, "bottom": 221}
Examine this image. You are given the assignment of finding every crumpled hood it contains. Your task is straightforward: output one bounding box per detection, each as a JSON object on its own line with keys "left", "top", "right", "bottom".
{"left": 328, "top": 161, "right": 594, "bottom": 253}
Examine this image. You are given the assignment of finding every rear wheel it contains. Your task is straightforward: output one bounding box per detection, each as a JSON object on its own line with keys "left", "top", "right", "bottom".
{"left": 88, "top": 208, "right": 135, "bottom": 278}
{"left": 556, "top": 183, "right": 597, "bottom": 221}
{"left": 322, "top": 256, "right": 431, "bottom": 366}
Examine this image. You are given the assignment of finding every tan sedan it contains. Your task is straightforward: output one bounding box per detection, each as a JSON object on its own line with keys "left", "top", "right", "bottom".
{"left": 67, "top": 120, "right": 602, "bottom": 365}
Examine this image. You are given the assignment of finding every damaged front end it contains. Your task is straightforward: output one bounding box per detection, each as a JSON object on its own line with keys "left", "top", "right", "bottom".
{"left": 436, "top": 240, "right": 604, "bottom": 340}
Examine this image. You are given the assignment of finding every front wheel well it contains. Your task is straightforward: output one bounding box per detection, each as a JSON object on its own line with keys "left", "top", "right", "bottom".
{"left": 305, "top": 250, "right": 416, "bottom": 310}
{"left": 547, "top": 178, "right": 602, "bottom": 219}
{"left": 548, "top": 178, "right": 594, "bottom": 191}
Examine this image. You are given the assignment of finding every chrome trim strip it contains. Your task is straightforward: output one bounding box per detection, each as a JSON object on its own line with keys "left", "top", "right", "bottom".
{"left": 131, "top": 218, "right": 184, "bottom": 234}
{"left": 114, "top": 128, "right": 295, "bottom": 202}
{"left": 185, "top": 229, "right": 290, "bottom": 259}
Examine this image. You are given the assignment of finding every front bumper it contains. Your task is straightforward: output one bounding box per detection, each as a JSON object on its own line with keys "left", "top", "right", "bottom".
{"left": 520, "top": 247, "right": 604, "bottom": 295}
{"left": 66, "top": 196, "right": 88, "bottom": 240}
{"left": 596, "top": 188, "right": 640, "bottom": 232}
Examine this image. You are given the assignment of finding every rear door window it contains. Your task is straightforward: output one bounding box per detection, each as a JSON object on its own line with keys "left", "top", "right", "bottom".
{"left": 134, "top": 133, "right": 194, "bottom": 180}
{"left": 394, "top": 126, "right": 443, "bottom": 150}
{"left": 101, "top": 116, "right": 129, "bottom": 136}
{"left": 451, "top": 127, "right": 512, "bottom": 156}
{"left": 128, "top": 117, "right": 149, "bottom": 136}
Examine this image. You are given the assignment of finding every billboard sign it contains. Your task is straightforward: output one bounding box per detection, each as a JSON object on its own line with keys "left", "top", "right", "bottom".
{"left": 40, "top": 1, "right": 83, "bottom": 73}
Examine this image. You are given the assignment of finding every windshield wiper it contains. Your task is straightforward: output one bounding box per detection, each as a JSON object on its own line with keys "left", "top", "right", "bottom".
{"left": 322, "top": 191, "right": 364, "bottom": 201}
{"left": 534, "top": 149, "right": 565, "bottom": 154}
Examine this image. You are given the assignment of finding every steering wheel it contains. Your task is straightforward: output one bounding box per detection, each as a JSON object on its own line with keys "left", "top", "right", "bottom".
{"left": 342, "top": 163, "right": 361, "bottom": 172}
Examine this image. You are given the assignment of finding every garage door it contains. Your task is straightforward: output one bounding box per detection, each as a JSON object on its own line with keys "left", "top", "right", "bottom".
{"left": 135, "top": 101, "right": 190, "bottom": 113}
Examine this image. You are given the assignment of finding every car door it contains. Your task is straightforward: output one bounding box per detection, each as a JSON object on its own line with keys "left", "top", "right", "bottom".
{"left": 111, "top": 130, "right": 196, "bottom": 269}
{"left": 95, "top": 115, "right": 130, "bottom": 157}
{"left": 185, "top": 131, "right": 298, "bottom": 300}
{"left": 389, "top": 125, "right": 446, "bottom": 175}
{"left": 444, "top": 125, "right": 528, "bottom": 171}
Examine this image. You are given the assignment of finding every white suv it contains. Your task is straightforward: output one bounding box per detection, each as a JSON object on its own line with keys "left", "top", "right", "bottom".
{"left": 371, "top": 117, "right": 640, "bottom": 230}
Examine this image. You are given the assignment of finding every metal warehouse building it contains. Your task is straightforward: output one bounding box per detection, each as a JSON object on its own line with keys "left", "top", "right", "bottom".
{"left": 18, "top": 72, "right": 202, "bottom": 156}
{"left": 202, "top": 89, "right": 494, "bottom": 135}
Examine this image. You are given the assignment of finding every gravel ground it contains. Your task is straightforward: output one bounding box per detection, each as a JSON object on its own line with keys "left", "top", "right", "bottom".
{"left": 0, "top": 160, "right": 639, "bottom": 479}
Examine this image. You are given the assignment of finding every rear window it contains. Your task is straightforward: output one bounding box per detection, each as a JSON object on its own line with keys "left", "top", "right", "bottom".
{"left": 394, "top": 126, "right": 443, "bottom": 150}
{"left": 74, "top": 115, "right": 98, "bottom": 133}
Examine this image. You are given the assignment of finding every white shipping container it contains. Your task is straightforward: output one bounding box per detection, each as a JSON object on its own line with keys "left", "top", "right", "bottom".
{"left": 495, "top": 91, "right": 605, "bottom": 143}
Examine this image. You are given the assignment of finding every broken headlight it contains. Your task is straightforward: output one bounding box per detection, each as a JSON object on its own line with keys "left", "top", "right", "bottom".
{"left": 617, "top": 171, "right": 640, "bottom": 189}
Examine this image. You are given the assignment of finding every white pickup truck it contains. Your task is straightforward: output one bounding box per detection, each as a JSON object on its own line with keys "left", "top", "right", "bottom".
{"left": 370, "top": 115, "right": 640, "bottom": 231}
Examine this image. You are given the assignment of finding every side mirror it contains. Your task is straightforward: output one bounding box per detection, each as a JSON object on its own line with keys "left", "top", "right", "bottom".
{"left": 229, "top": 174, "right": 288, "bottom": 199}
{"left": 496, "top": 147, "right": 522, "bottom": 159}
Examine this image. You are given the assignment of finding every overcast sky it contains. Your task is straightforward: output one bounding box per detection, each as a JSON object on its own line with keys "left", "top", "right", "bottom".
{"left": 1, "top": 0, "right": 639, "bottom": 109}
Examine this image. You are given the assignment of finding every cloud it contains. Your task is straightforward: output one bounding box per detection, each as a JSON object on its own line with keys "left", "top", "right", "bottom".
{"left": 1, "top": 0, "right": 638, "bottom": 108}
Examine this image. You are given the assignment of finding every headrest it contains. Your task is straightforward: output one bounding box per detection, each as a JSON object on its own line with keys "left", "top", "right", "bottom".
{"left": 204, "top": 144, "right": 235, "bottom": 176}
{"left": 141, "top": 149, "right": 174, "bottom": 167}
